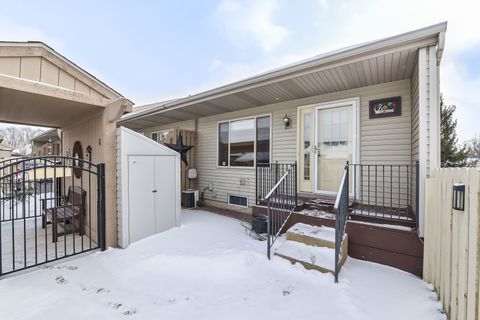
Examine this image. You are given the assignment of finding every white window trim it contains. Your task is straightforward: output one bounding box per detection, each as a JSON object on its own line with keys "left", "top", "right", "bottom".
{"left": 216, "top": 113, "right": 272, "bottom": 169}
{"left": 227, "top": 194, "right": 249, "bottom": 208}
{"left": 151, "top": 129, "right": 172, "bottom": 143}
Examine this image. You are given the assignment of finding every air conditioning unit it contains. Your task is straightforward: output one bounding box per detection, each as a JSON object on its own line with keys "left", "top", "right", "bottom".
{"left": 182, "top": 189, "right": 199, "bottom": 208}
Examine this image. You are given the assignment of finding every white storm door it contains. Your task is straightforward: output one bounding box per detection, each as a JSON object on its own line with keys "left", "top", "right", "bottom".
{"left": 314, "top": 104, "right": 354, "bottom": 194}
{"left": 128, "top": 155, "right": 156, "bottom": 243}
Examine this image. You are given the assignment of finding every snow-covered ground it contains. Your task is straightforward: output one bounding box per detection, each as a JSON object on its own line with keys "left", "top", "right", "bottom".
{"left": 0, "top": 209, "right": 444, "bottom": 320}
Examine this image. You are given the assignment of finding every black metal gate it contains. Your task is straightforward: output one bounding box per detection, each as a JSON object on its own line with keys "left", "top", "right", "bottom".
{"left": 0, "top": 156, "right": 106, "bottom": 277}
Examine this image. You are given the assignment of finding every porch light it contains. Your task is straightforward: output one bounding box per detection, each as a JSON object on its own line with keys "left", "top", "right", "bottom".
{"left": 283, "top": 114, "right": 291, "bottom": 129}
{"left": 47, "top": 137, "right": 52, "bottom": 155}
{"left": 452, "top": 184, "right": 465, "bottom": 211}
{"left": 86, "top": 145, "right": 92, "bottom": 163}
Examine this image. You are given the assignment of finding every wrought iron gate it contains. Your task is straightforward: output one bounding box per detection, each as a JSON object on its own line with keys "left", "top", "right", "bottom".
{"left": 0, "top": 156, "right": 106, "bottom": 277}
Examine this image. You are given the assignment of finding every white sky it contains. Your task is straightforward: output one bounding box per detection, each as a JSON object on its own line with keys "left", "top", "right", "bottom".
{"left": 0, "top": 0, "right": 478, "bottom": 142}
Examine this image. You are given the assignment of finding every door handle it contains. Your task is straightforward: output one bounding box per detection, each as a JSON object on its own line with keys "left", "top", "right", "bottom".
{"left": 152, "top": 190, "right": 157, "bottom": 193}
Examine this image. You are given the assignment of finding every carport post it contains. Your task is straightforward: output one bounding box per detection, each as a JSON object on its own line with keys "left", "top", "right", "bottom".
{"left": 97, "top": 163, "right": 106, "bottom": 251}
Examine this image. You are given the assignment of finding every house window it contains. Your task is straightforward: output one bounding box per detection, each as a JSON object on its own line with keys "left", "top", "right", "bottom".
{"left": 218, "top": 115, "right": 271, "bottom": 167}
{"left": 228, "top": 194, "right": 249, "bottom": 207}
{"left": 256, "top": 116, "right": 270, "bottom": 164}
{"left": 303, "top": 113, "right": 311, "bottom": 180}
{"left": 218, "top": 122, "right": 229, "bottom": 166}
{"left": 151, "top": 130, "right": 171, "bottom": 143}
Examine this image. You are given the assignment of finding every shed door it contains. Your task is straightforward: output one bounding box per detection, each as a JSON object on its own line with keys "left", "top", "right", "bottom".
{"left": 128, "top": 155, "right": 156, "bottom": 242}
{"left": 154, "top": 156, "right": 177, "bottom": 232}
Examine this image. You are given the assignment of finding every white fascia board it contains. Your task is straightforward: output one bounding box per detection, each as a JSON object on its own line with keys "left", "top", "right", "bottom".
{"left": 428, "top": 46, "right": 440, "bottom": 173}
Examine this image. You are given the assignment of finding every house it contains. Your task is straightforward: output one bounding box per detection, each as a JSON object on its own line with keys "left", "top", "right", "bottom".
{"left": 119, "top": 22, "right": 447, "bottom": 276}
{"left": 0, "top": 136, "right": 14, "bottom": 160}
{"left": 30, "top": 128, "right": 62, "bottom": 156}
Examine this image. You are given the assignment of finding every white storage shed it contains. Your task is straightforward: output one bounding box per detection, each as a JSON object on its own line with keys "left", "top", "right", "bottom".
{"left": 117, "top": 126, "right": 181, "bottom": 248}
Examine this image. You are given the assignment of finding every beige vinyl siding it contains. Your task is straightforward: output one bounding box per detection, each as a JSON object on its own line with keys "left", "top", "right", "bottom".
{"left": 359, "top": 81, "right": 411, "bottom": 164}
{"left": 0, "top": 56, "right": 106, "bottom": 98}
{"left": 194, "top": 79, "right": 411, "bottom": 212}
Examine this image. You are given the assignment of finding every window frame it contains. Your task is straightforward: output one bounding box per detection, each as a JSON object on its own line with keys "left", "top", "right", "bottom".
{"left": 151, "top": 129, "right": 172, "bottom": 143}
{"left": 216, "top": 113, "right": 272, "bottom": 169}
{"left": 227, "top": 194, "right": 249, "bottom": 208}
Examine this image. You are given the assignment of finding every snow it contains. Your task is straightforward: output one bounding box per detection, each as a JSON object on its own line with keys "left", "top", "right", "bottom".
{"left": 288, "top": 222, "right": 336, "bottom": 242}
{"left": 0, "top": 209, "right": 445, "bottom": 320}
{"left": 298, "top": 208, "right": 336, "bottom": 219}
{"left": 275, "top": 240, "right": 335, "bottom": 271}
{"left": 0, "top": 193, "right": 93, "bottom": 274}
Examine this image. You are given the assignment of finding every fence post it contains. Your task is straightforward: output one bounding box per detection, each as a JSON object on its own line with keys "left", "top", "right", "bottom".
{"left": 267, "top": 199, "right": 271, "bottom": 260}
{"left": 97, "top": 163, "right": 106, "bottom": 251}
{"left": 415, "top": 160, "right": 420, "bottom": 230}
{"left": 294, "top": 161, "right": 298, "bottom": 207}
{"left": 255, "top": 163, "right": 258, "bottom": 205}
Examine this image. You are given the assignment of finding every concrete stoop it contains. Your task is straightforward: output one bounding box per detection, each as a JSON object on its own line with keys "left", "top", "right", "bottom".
{"left": 274, "top": 223, "right": 348, "bottom": 275}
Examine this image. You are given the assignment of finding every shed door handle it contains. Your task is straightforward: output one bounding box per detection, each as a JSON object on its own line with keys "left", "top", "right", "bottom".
{"left": 152, "top": 190, "right": 157, "bottom": 193}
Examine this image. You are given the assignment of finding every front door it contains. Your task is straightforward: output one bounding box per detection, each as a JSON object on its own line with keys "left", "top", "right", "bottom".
{"left": 314, "top": 103, "right": 354, "bottom": 194}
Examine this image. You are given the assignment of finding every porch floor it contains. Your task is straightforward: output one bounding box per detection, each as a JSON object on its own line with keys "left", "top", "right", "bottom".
{"left": 1, "top": 217, "right": 94, "bottom": 275}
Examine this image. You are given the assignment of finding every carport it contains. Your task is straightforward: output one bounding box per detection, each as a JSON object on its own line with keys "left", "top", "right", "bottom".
{"left": 0, "top": 42, "right": 133, "bottom": 275}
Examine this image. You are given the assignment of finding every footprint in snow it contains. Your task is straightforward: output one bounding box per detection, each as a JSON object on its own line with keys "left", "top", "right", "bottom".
{"left": 57, "top": 265, "right": 78, "bottom": 270}
{"left": 39, "top": 265, "right": 55, "bottom": 270}
{"left": 109, "top": 302, "right": 137, "bottom": 316}
{"left": 81, "top": 286, "right": 110, "bottom": 294}
{"left": 39, "top": 265, "right": 78, "bottom": 270}
{"left": 282, "top": 285, "right": 293, "bottom": 296}
{"left": 55, "top": 275, "right": 67, "bottom": 285}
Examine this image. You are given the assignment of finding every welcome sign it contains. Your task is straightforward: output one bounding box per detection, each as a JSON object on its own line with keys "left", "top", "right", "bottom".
{"left": 369, "top": 96, "right": 401, "bottom": 119}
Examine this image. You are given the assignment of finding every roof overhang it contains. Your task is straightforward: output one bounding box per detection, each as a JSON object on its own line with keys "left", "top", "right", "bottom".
{"left": 0, "top": 42, "right": 133, "bottom": 128}
{"left": 120, "top": 22, "right": 447, "bottom": 130}
{"left": 31, "top": 128, "right": 60, "bottom": 142}
{"left": 0, "top": 73, "right": 109, "bottom": 127}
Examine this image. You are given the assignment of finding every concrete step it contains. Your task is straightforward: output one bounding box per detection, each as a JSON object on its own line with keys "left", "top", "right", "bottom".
{"left": 275, "top": 239, "right": 348, "bottom": 274}
{"left": 275, "top": 223, "right": 348, "bottom": 275}
{"left": 286, "top": 223, "right": 336, "bottom": 249}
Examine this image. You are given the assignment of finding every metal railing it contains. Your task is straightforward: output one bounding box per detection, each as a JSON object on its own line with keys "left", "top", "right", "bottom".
{"left": 265, "top": 163, "right": 297, "bottom": 259}
{"left": 0, "top": 156, "right": 106, "bottom": 277}
{"left": 334, "top": 163, "right": 349, "bottom": 283}
{"left": 349, "top": 163, "right": 416, "bottom": 223}
{"left": 256, "top": 162, "right": 297, "bottom": 206}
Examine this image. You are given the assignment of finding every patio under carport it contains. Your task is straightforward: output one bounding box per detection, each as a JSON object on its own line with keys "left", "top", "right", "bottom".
{"left": 0, "top": 41, "right": 133, "bottom": 276}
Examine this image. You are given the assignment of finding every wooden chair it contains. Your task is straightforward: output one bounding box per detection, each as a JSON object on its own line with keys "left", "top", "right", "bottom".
{"left": 42, "top": 186, "right": 86, "bottom": 243}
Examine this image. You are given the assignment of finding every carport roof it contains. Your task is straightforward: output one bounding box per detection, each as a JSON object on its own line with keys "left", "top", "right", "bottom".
{"left": 0, "top": 41, "right": 127, "bottom": 100}
{"left": 0, "top": 41, "right": 133, "bottom": 128}
{"left": 120, "top": 22, "right": 447, "bottom": 130}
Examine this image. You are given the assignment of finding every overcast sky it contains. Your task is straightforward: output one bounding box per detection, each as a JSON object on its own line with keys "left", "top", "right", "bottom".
{"left": 0, "top": 0, "right": 479, "bottom": 141}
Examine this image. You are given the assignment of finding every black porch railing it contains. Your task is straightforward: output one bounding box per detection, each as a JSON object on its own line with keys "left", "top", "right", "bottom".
{"left": 256, "top": 162, "right": 297, "bottom": 206}
{"left": 0, "top": 156, "right": 106, "bottom": 277}
{"left": 349, "top": 163, "right": 416, "bottom": 223}
{"left": 263, "top": 163, "right": 297, "bottom": 259}
{"left": 334, "top": 163, "right": 349, "bottom": 283}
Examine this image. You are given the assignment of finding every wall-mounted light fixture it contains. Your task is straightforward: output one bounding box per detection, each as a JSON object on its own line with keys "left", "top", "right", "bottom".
{"left": 47, "top": 137, "right": 53, "bottom": 155}
{"left": 452, "top": 183, "right": 465, "bottom": 211}
{"left": 86, "top": 145, "right": 92, "bottom": 163}
{"left": 283, "top": 114, "right": 291, "bottom": 129}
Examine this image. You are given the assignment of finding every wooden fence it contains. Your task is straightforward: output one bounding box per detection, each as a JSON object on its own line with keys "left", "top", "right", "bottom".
{"left": 423, "top": 168, "right": 480, "bottom": 320}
